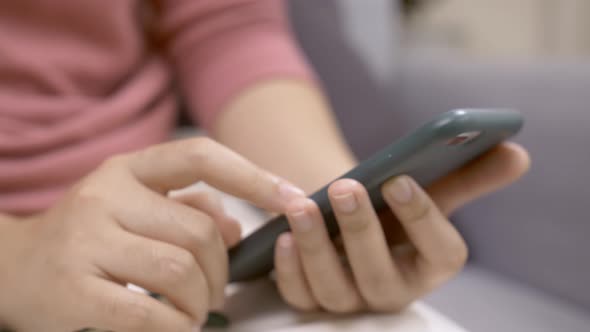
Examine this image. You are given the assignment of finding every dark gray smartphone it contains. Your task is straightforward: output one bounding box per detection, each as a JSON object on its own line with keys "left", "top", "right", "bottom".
{"left": 229, "top": 109, "right": 523, "bottom": 282}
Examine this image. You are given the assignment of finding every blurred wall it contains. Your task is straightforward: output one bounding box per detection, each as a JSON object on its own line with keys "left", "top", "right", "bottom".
{"left": 405, "top": 0, "right": 590, "bottom": 60}
{"left": 337, "top": 0, "right": 401, "bottom": 82}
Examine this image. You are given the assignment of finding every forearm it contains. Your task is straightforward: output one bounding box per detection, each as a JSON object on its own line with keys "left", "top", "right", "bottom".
{"left": 0, "top": 214, "right": 20, "bottom": 250}
{"left": 212, "top": 80, "right": 357, "bottom": 193}
{"left": 0, "top": 214, "right": 18, "bottom": 224}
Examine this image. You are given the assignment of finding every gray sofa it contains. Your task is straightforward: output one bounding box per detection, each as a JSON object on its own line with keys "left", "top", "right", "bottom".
{"left": 288, "top": 1, "right": 590, "bottom": 331}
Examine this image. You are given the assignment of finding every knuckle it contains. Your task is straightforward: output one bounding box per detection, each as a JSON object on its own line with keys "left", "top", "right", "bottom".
{"left": 186, "top": 137, "right": 217, "bottom": 165}
{"left": 357, "top": 274, "right": 410, "bottom": 313}
{"left": 406, "top": 196, "right": 432, "bottom": 222}
{"left": 52, "top": 253, "right": 77, "bottom": 279}
{"left": 242, "top": 167, "right": 264, "bottom": 198}
{"left": 316, "top": 288, "right": 358, "bottom": 314}
{"left": 284, "top": 297, "right": 319, "bottom": 312}
{"left": 433, "top": 241, "right": 469, "bottom": 275}
{"left": 179, "top": 221, "right": 202, "bottom": 249}
{"left": 190, "top": 213, "right": 219, "bottom": 247}
{"left": 358, "top": 274, "right": 398, "bottom": 306}
{"left": 276, "top": 278, "right": 319, "bottom": 312}
{"left": 70, "top": 168, "right": 130, "bottom": 210}
{"left": 156, "top": 249, "right": 196, "bottom": 285}
{"left": 65, "top": 183, "right": 110, "bottom": 218}
{"left": 106, "top": 295, "right": 151, "bottom": 331}
{"left": 196, "top": 191, "right": 223, "bottom": 211}
{"left": 73, "top": 184, "right": 106, "bottom": 204}
{"left": 442, "top": 242, "right": 469, "bottom": 271}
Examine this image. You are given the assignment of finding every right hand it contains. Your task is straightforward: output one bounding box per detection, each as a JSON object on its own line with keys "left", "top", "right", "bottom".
{"left": 0, "top": 138, "right": 304, "bottom": 332}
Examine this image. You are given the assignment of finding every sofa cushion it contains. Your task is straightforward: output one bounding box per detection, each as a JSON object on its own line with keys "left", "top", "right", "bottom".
{"left": 425, "top": 265, "right": 590, "bottom": 332}
{"left": 288, "top": 0, "right": 407, "bottom": 159}
{"left": 395, "top": 58, "right": 590, "bottom": 311}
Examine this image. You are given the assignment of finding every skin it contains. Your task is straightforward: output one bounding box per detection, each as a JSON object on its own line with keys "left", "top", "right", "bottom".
{"left": 213, "top": 80, "right": 357, "bottom": 193}
{"left": 0, "top": 138, "right": 304, "bottom": 332}
{"left": 274, "top": 142, "right": 530, "bottom": 312}
{"left": 0, "top": 80, "right": 530, "bottom": 330}
{"left": 214, "top": 80, "right": 531, "bottom": 313}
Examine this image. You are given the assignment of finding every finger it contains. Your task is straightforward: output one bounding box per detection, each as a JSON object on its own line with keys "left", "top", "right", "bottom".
{"left": 171, "top": 190, "right": 242, "bottom": 247}
{"left": 120, "top": 137, "right": 305, "bottom": 212}
{"left": 382, "top": 176, "right": 468, "bottom": 289}
{"left": 328, "top": 179, "right": 408, "bottom": 312}
{"left": 81, "top": 278, "right": 194, "bottom": 332}
{"left": 285, "top": 197, "right": 363, "bottom": 313}
{"left": 113, "top": 188, "right": 228, "bottom": 310}
{"left": 94, "top": 232, "right": 210, "bottom": 324}
{"left": 428, "top": 142, "right": 530, "bottom": 215}
{"left": 274, "top": 233, "right": 319, "bottom": 311}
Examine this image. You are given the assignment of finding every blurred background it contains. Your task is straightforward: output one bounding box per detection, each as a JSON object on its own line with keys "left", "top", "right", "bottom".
{"left": 288, "top": 1, "right": 590, "bottom": 331}
{"left": 402, "top": 0, "right": 590, "bottom": 60}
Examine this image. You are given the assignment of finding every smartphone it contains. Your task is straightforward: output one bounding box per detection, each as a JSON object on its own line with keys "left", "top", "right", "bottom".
{"left": 228, "top": 109, "right": 523, "bottom": 282}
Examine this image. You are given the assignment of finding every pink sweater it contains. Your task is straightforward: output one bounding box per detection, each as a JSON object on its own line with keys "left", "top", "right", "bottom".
{"left": 0, "top": 0, "right": 313, "bottom": 214}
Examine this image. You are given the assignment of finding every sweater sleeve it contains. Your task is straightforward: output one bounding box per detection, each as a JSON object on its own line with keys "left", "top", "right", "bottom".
{"left": 156, "top": 0, "right": 316, "bottom": 130}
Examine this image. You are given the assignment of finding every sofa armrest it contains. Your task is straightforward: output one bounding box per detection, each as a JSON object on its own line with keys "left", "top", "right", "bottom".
{"left": 395, "top": 57, "right": 590, "bottom": 311}
{"left": 288, "top": 0, "right": 590, "bottom": 312}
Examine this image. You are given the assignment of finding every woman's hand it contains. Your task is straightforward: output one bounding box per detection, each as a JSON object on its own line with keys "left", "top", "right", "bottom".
{"left": 0, "top": 138, "right": 302, "bottom": 332}
{"left": 274, "top": 142, "right": 530, "bottom": 313}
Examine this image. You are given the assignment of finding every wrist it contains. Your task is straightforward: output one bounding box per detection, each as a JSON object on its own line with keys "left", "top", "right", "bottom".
{"left": 0, "top": 216, "right": 25, "bottom": 330}
{"left": 0, "top": 215, "right": 16, "bottom": 232}
{"left": 0, "top": 214, "right": 34, "bottom": 265}
{"left": 0, "top": 214, "right": 22, "bottom": 233}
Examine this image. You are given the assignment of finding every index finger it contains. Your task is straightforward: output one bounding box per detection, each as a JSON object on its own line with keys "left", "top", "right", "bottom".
{"left": 120, "top": 138, "right": 304, "bottom": 212}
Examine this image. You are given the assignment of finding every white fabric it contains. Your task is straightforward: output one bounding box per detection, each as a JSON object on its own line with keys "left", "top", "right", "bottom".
{"left": 425, "top": 265, "right": 590, "bottom": 332}
{"left": 213, "top": 279, "right": 467, "bottom": 332}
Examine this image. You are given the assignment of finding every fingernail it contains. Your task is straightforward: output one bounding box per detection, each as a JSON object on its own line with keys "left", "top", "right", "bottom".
{"left": 330, "top": 180, "right": 359, "bottom": 214}
{"left": 191, "top": 325, "right": 201, "bottom": 332}
{"left": 333, "top": 192, "right": 358, "bottom": 214}
{"left": 388, "top": 176, "right": 413, "bottom": 204}
{"left": 277, "top": 233, "right": 294, "bottom": 257}
{"left": 278, "top": 181, "right": 306, "bottom": 202}
{"left": 287, "top": 198, "right": 313, "bottom": 232}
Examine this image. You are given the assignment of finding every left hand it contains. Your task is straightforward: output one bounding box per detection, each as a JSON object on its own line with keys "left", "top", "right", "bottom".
{"left": 273, "top": 142, "right": 530, "bottom": 313}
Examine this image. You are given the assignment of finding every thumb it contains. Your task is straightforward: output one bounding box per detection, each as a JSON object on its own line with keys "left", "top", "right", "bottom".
{"left": 427, "top": 142, "right": 531, "bottom": 215}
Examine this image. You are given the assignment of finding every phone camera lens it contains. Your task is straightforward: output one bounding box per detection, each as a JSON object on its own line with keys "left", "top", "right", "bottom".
{"left": 446, "top": 131, "right": 481, "bottom": 146}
